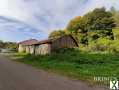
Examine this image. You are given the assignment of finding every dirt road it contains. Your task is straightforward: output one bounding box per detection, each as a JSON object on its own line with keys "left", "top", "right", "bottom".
{"left": 0, "top": 55, "right": 108, "bottom": 90}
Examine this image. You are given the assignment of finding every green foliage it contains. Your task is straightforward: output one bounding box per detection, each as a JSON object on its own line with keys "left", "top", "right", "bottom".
{"left": 80, "top": 34, "right": 88, "bottom": 45}
{"left": 108, "top": 40, "right": 119, "bottom": 53}
{"left": 12, "top": 49, "right": 119, "bottom": 82}
{"left": 71, "top": 33, "right": 88, "bottom": 45}
{"left": 79, "top": 8, "right": 115, "bottom": 40}
{"left": 48, "top": 30, "right": 66, "bottom": 40}
{"left": 79, "top": 28, "right": 119, "bottom": 53}
{"left": 88, "top": 31, "right": 99, "bottom": 41}
{"left": 91, "top": 34, "right": 99, "bottom": 40}
{"left": 65, "top": 7, "right": 116, "bottom": 46}
{"left": 79, "top": 8, "right": 115, "bottom": 31}
{"left": 0, "top": 40, "right": 17, "bottom": 50}
{"left": 113, "top": 28, "right": 119, "bottom": 40}
{"left": 0, "top": 40, "right": 4, "bottom": 48}
{"left": 110, "top": 7, "right": 119, "bottom": 27}
{"left": 67, "top": 16, "right": 81, "bottom": 33}
{"left": 88, "top": 38, "right": 110, "bottom": 52}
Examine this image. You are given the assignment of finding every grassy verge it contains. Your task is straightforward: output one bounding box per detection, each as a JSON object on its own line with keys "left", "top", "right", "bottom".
{"left": 10, "top": 48, "right": 119, "bottom": 85}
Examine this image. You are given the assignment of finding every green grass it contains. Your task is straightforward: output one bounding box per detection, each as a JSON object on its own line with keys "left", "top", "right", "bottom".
{"left": 10, "top": 48, "right": 119, "bottom": 85}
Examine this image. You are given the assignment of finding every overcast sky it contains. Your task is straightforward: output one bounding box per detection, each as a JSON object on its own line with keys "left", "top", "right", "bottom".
{"left": 0, "top": 0, "right": 119, "bottom": 42}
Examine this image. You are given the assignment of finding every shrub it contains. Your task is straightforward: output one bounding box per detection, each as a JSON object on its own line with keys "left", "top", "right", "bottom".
{"left": 113, "top": 28, "right": 119, "bottom": 40}
{"left": 108, "top": 40, "right": 119, "bottom": 53}
{"left": 88, "top": 38, "right": 110, "bottom": 52}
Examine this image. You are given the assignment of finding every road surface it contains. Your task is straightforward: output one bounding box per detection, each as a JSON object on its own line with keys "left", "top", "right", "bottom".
{"left": 0, "top": 55, "right": 108, "bottom": 90}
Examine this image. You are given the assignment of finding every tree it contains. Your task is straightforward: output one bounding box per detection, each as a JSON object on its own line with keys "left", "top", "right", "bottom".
{"left": 48, "top": 30, "right": 66, "bottom": 40}
{"left": 81, "top": 8, "right": 115, "bottom": 31}
{"left": 66, "top": 7, "right": 115, "bottom": 45}
{"left": 110, "top": 7, "right": 119, "bottom": 27}
{"left": 89, "top": 8, "right": 115, "bottom": 39}
{"left": 5, "top": 42, "right": 17, "bottom": 50}
{"left": 0, "top": 40, "right": 4, "bottom": 48}
{"left": 66, "top": 16, "right": 88, "bottom": 45}
{"left": 0, "top": 40, "right": 17, "bottom": 50}
{"left": 67, "top": 16, "right": 81, "bottom": 33}
{"left": 80, "top": 7, "right": 115, "bottom": 40}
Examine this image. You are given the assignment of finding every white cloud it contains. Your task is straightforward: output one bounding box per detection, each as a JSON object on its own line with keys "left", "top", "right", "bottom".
{"left": 0, "top": 0, "right": 87, "bottom": 34}
{"left": 0, "top": 0, "right": 29, "bottom": 22}
{"left": 81, "top": 0, "right": 119, "bottom": 15}
{"left": 0, "top": 0, "right": 119, "bottom": 41}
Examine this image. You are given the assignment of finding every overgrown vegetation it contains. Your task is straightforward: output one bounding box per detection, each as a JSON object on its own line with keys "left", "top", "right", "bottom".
{"left": 11, "top": 48, "right": 119, "bottom": 84}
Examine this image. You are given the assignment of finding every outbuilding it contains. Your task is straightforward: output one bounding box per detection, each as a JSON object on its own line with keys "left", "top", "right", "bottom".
{"left": 18, "top": 35, "right": 78, "bottom": 55}
{"left": 33, "top": 35, "right": 78, "bottom": 55}
{"left": 18, "top": 39, "right": 38, "bottom": 53}
{"left": 51, "top": 35, "right": 78, "bottom": 51}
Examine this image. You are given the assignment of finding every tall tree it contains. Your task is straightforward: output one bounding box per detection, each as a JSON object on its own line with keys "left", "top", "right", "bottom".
{"left": 80, "top": 8, "right": 115, "bottom": 31}
{"left": 48, "top": 30, "right": 66, "bottom": 40}
{"left": 110, "top": 7, "right": 119, "bottom": 27}
{"left": 67, "top": 16, "right": 81, "bottom": 33}
{"left": 66, "top": 7, "right": 116, "bottom": 45}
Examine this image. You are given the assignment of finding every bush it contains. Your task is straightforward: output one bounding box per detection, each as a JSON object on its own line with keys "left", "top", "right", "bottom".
{"left": 113, "top": 28, "right": 119, "bottom": 40}
{"left": 108, "top": 40, "right": 119, "bottom": 53}
{"left": 88, "top": 38, "right": 110, "bottom": 52}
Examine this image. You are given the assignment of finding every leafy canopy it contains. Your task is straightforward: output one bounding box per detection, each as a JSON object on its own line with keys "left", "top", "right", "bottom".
{"left": 67, "top": 16, "right": 81, "bottom": 33}
{"left": 110, "top": 7, "right": 119, "bottom": 27}
{"left": 67, "top": 7, "right": 115, "bottom": 33}
{"left": 48, "top": 30, "right": 66, "bottom": 40}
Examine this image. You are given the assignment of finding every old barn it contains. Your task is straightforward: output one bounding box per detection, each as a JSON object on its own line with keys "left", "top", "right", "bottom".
{"left": 51, "top": 35, "right": 78, "bottom": 51}
{"left": 18, "top": 35, "right": 78, "bottom": 55}
{"left": 18, "top": 39, "right": 38, "bottom": 53}
{"left": 34, "top": 40, "right": 52, "bottom": 55}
